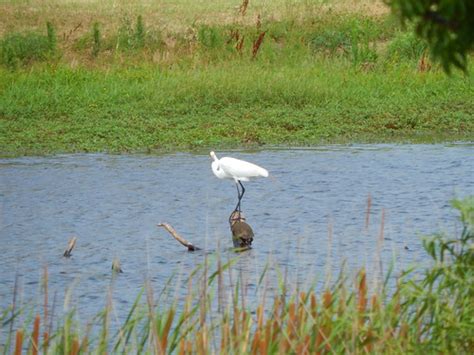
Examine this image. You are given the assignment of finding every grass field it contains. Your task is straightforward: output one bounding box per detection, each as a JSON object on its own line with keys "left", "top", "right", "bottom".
{"left": 0, "top": 0, "right": 472, "bottom": 156}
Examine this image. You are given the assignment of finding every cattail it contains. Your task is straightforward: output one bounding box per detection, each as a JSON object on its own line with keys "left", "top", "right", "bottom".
{"left": 179, "top": 338, "right": 186, "bottom": 355}
{"left": 250, "top": 328, "right": 260, "bottom": 354}
{"left": 358, "top": 269, "right": 367, "bottom": 315}
{"left": 160, "top": 309, "right": 175, "bottom": 352}
{"left": 323, "top": 290, "right": 332, "bottom": 309}
{"left": 321, "top": 290, "right": 333, "bottom": 352}
{"left": 271, "top": 319, "right": 280, "bottom": 343}
{"left": 31, "top": 314, "right": 40, "bottom": 355}
{"left": 371, "top": 294, "right": 379, "bottom": 312}
{"left": 310, "top": 292, "right": 317, "bottom": 318}
{"left": 288, "top": 302, "right": 297, "bottom": 340}
{"left": 14, "top": 329, "right": 23, "bottom": 355}
{"left": 315, "top": 327, "right": 325, "bottom": 354}
{"left": 186, "top": 340, "right": 193, "bottom": 354}
{"left": 256, "top": 304, "right": 264, "bottom": 330}
{"left": 70, "top": 337, "right": 80, "bottom": 355}
{"left": 259, "top": 335, "right": 268, "bottom": 355}
{"left": 264, "top": 318, "right": 272, "bottom": 349}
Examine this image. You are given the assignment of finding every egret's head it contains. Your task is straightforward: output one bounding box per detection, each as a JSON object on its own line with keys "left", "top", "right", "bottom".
{"left": 210, "top": 151, "right": 217, "bottom": 161}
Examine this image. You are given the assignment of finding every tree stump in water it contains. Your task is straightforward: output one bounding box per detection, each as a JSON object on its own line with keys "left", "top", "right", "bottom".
{"left": 229, "top": 211, "right": 254, "bottom": 249}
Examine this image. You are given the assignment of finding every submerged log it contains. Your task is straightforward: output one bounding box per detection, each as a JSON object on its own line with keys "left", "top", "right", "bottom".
{"left": 63, "top": 237, "right": 77, "bottom": 257}
{"left": 157, "top": 223, "right": 201, "bottom": 251}
{"left": 229, "top": 211, "right": 254, "bottom": 249}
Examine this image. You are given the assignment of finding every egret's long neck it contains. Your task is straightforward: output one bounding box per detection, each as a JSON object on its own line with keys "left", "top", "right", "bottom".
{"left": 211, "top": 160, "right": 227, "bottom": 179}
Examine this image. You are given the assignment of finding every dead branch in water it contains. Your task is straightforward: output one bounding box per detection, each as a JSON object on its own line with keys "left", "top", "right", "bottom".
{"left": 63, "top": 237, "right": 77, "bottom": 257}
{"left": 157, "top": 223, "right": 201, "bottom": 251}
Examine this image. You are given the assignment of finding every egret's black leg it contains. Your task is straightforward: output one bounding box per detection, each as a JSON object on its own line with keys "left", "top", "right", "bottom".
{"left": 238, "top": 181, "right": 245, "bottom": 200}
{"left": 233, "top": 182, "right": 242, "bottom": 213}
{"left": 233, "top": 199, "right": 241, "bottom": 214}
{"left": 237, "top": 181, "right": 245, "bottom": 213}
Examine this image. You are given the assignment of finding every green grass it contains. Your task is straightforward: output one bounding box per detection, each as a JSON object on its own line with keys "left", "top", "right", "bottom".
{"left": 1, "top": 60, "right": 472, "bottom": 156}
{"left": 0, "top": 0, "right": 472, "bottom": 156}
{"left": 1, "top": 197, "right": 473, "bottom": 353}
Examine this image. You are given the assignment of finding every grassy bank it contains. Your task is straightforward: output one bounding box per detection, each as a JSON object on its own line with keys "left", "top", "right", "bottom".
{"left": 1, "top": 62, "right": 473, "bottom": 155}
{"left": 1, "top": 197, "right": 473, "bottom": 353}
{"left": 0, "top": 0, "right": 473, "bottom": 156}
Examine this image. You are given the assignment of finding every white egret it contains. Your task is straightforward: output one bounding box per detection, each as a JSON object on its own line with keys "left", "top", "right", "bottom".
{"left": 210, "top": 151, "right": 268, "bottom": 212}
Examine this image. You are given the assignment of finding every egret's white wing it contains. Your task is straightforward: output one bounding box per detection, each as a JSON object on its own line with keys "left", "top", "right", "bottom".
{"left": 219, "top": 157, "right": 268, "bottom": 181}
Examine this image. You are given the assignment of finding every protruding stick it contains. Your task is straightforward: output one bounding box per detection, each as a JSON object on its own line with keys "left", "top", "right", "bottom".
{"left": 157, "top": 223, "right": 201, "bottom": 251}
{"left": 112, "top": 257, "right": 123, "bottom": 273}
{"left": 63, "top": 237, "right": 77, "bottom": 257}
{"left": 365, "top": 193, "right": 372, "bottom": 230}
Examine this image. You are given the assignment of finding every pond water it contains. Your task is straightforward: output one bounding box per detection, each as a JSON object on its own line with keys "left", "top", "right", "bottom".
{"left": 1, "top": 144, "right": 473, "bottom": 325}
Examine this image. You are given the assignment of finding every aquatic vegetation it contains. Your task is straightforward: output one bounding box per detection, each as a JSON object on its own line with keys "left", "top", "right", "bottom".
{"left": 1, "top": 198, "right": 472, "bottom": 353}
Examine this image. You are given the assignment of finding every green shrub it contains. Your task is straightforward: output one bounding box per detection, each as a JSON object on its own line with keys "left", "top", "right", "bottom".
{"left": 0, "top": 23, "right": 57, "bottom": 68}
{"left": 310, "top": 17, "right": 379, "bottom": 65}
{"left": 402, "top": 197, "right": 474, "bottom": 352}
{"left": 387, "top": 31, "right": 427, "bottom": 61}
{"left": 197, "top": 25, "right": 223, "bottom": 49}
{"left": 311, "top": 29, "right": 352, "bottom": 55}
{"left": 115, "top": 15, "right": 148, "bottom": 52}
{"left": 349, "top": 18, "right": 378, "bottom": 66}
